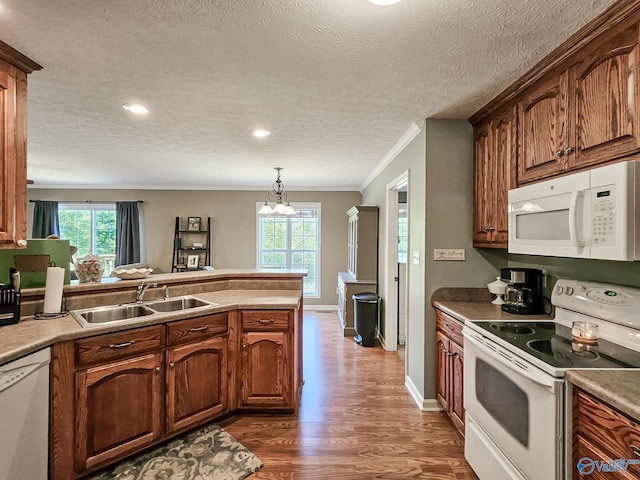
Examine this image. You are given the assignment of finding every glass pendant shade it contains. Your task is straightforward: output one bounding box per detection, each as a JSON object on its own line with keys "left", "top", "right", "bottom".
{"left": 260, "top": 167, "right": 295, "bottom": 215}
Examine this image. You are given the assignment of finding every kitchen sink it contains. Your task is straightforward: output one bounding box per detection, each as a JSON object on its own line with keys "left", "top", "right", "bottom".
{"left": 74, "top": 304, "right": 155, "bottom": 326}
{"left": 146, "top": 296, "right": 215, "bottom": 312}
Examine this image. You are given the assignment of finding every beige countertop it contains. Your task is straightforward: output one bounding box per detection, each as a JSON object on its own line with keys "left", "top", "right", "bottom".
{"left": 567, "top": 370, "right": 640, "bottom": 422}
{"left": 0, "top": 288, "right": 301, "bottom": 366}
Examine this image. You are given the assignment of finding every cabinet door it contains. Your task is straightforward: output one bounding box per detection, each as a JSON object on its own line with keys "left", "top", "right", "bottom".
{"left": 449, "top": 341, "right": 465, "bottom": 434}
{"left": 491, "top": 107, "right": 516, "bottom": 245}
{"left": 166, "top": 336, "right": 228, "bottom": 435}
{"left": 240, "top": 331, "right": 291, "bottom": 408}
{"left": 75, "top": 353, "right": 163, "bottom": 473}
{"left": 435, "top": 331, "right": 450, "bottom": 413}
{"left": 518, "top": 73, "right": 568, "bottom": 184}
{"left": 569, "top": 22, "right": 640, "bottom": 169}
{"left": 0, "top": 60, "right": 27, "bottom": 249}
{"left": 473, "top": 120, "right": 493, "bottom": 245}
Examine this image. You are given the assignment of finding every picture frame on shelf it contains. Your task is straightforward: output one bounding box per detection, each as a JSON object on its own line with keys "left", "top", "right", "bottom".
{"left": 187, "top": 255, "right": 199, "bottom": 269}
{"left": 187, "top": 217, "right": 201, "bottom": 231}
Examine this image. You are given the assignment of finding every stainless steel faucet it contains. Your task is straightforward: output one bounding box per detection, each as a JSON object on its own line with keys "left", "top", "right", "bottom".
{"left": 136, "top": 282, "right": 158, "bottom": 303}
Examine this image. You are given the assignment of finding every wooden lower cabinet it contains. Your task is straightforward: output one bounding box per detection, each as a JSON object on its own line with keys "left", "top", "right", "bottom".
{"left": 573, "top": 388, "right": 640, "bottom": 480}
{"left": 166, "top": 336, "right": 228, "bottom": 434}
{"left": 50, "top": 307, "right": 301, "bottom": 479}
{"left": 240, "top": 331, "right": 290, "bottom": 408}
{"left": 74, "top": 353, "right": 164, "bottom": 473}
{"left": 239, "top": 309, "right": 296, "bottom": 409}
{"left": 435, "top": 309, "right": 465, "bottom": 435}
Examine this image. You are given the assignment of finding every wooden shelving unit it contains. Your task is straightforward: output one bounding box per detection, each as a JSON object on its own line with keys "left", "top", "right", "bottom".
{"left": 172, "top": 216, "right": 211, "bottom": 272}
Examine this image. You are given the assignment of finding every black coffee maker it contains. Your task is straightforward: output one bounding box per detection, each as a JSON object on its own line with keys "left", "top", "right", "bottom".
{"left": 500, "top": 267, "right": 544, "bottom": 315}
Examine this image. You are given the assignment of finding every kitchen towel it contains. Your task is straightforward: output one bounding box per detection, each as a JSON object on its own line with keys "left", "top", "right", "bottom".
{"left": 43, "top": 267, "right": 65, "bottom": 314}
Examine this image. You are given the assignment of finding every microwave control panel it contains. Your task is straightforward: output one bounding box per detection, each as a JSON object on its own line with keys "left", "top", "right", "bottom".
{"left": 590, "top": 186, "right": 615, "bottom": 246}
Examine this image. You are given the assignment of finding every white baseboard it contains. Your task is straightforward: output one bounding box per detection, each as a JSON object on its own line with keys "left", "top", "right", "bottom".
{"left": 303, "top": 305, "right": 338, "bottom": 312}
{"left": 405, "top": 375, "right": 443, "bottom": 412}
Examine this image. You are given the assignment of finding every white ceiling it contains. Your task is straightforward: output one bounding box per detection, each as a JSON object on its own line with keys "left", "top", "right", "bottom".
{"left": 0, "top": 0, "right": 617, "bottom": 191}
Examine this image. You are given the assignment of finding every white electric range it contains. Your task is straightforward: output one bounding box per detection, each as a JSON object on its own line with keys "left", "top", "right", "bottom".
{"left": 462, "top": 278, "right": 640, "bottom": 480}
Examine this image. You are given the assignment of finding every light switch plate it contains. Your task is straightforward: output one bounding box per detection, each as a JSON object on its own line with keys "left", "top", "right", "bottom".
{"left": 412, "top": 251, "right": 420, "bottom": 265}
{"left": 433, "top": 249, "right": 466, "bottom": 261}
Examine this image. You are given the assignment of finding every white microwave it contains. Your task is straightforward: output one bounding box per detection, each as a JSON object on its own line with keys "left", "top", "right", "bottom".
{"left": 508, "top": 160, "right": 640, "bottom": 261}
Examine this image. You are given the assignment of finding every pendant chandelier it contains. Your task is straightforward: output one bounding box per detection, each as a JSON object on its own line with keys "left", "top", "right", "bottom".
{"left": 258, "top": 167, "right": 296, "bottom": 215}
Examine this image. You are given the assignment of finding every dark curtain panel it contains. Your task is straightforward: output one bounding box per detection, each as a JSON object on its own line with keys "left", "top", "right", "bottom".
{"left": 32, "top": 200, "right": 60, "bottom": 238}
{"left": 116, "top": 202, "right": 141, "bottom": 266}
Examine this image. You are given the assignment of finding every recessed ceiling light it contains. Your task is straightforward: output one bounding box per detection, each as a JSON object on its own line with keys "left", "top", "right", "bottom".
{"left": 368, "top": 0, "right": 402, "bottom": 4}
{"left": 253, "top": 129, "right": 271, "bottom": 138}
{"left": 122, "top": 103, "right": 148, "bottom": 115}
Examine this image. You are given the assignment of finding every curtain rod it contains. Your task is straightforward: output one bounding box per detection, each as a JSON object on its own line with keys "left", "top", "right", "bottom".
{"left": 30, "top": 200, "right": 144, "bottom": 204}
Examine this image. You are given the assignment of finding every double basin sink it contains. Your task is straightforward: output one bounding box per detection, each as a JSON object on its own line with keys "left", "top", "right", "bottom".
{"left": 71, "top": 296, "right": 217, "bottom": 328}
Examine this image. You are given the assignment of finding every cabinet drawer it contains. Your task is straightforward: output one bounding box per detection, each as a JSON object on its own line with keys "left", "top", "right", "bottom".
{"left": 575, "top": 389, "right": 640, "bottom": 475}
{"left": 435, "top": 310, "right": 464, "bottom": 347}
{"left": 75, "top": 325, "right": 164, "bottom": 366}
{"left": 166, "top": 313, "right": 228, "bottom": 346}
{"left": 242, "top": 310, "right": 290, "bottom": 331}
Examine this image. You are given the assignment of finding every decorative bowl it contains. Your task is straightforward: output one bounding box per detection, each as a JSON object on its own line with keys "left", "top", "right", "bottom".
{"left": 111, "top": 267, "right": 153, "bottom": 280}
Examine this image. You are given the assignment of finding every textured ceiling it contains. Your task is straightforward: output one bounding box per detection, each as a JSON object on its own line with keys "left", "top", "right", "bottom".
{"left": 0, "top": 0, "right": 617, "bottom": 190}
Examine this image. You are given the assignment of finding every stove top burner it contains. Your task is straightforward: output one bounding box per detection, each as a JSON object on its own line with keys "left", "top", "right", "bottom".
{"left": 472, "top": 321, "right": 640, "bottom": 369}
{"left": 490, "top": 323, "right": 535, "bottom": 335}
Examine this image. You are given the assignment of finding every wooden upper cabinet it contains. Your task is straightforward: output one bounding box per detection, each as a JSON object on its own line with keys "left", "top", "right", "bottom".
{"left": 517, "top": 73, "right": 568, "bottom": 184}
{"left": 568, "top": 21, "right": 640, "bottom": 168}
{"left": 0, "top": 43, "right": 41, "bottom": 249}
{"left": 473, "top": 104, "right": 516, "bottom": 248}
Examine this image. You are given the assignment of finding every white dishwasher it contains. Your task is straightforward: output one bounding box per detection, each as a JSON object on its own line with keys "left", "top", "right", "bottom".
{"left": 0, "top": 348, "right": 50, "bottom": 480}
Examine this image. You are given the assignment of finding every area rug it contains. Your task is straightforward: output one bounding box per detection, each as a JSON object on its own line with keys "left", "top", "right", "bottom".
{"left": 88, "top": 423, "right": 263, "bottom": 480}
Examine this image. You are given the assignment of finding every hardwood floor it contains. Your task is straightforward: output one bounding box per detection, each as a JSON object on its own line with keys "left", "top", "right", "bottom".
{"left": 222, "top": 312, "right": 478, "bottom": 479}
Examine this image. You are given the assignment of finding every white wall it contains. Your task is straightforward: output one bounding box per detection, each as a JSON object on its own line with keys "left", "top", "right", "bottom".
{"left": 363, "top": 119, "right": 497, "bottom": 406}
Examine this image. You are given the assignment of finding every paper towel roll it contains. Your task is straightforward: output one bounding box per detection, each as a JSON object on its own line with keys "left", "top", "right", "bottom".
{"left": 43, "top": 267, "right": 65, "bottom": 314}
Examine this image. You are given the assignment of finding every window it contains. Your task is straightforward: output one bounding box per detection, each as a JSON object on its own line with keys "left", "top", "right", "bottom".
{"left": 257, "top": 202, "right": 320, "bottom": 297}
{"left": 58, "top": 203, "right": 116, "bottom": 277}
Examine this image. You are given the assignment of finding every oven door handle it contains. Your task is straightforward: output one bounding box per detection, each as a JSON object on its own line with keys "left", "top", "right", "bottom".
{"left": 463, "top": 329, "right": 561, "bottom": 392}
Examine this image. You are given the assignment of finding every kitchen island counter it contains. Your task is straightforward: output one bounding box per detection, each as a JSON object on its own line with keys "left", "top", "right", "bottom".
{"left": 0, "top": 269, "right": 305, "bottom": 366}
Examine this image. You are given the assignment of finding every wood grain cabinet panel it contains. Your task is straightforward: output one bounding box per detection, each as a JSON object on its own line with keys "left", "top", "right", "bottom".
{"left": 434, "top": 309, "right": 465, "bottom": 435}
{"left": 473, "top": 105, "right": 516, "bottom": 248}
{"left": 75, "top": 325, "right": 163, "bottom": 366}
{"left": 74, "top": 353, "right": 164, "bottom": 473}
{"left": 569, "top": 22, "right": 640, "bottom": 169}
{"left": 573, "top": 388, "right": 640, "bottom": 480}
{"left": 240, "top": 331, "right": 291, "bottom": 408}
{"left": 166, "top": 336, "right": 228, "bottom": 435}
{"left": 518, "top": 74, "right": 568, "bottom": 184}
{"left": 0, "top": 50, "right": 40, "bottom": 249}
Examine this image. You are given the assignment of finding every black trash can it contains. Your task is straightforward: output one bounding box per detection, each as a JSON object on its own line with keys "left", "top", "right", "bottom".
{"left": 352, "top": 292, "right": 380, "bottom": 347}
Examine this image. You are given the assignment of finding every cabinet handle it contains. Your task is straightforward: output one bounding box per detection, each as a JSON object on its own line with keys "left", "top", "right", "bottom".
{"left": 444, "top": 323, "right": 454, "bottom": 331}
{"left": 555, "top": 150, "right": 564, "bottom": 158}
{"left": 446, "top": 352, "right": 454, "bottom": 357}
{"left": 242, "top": 343, "right": 248, "bottom": 348}
{"left": 256, "top": 319, "right": 274, "bottom": 324}
{"left": 17, "top": 240, "right": 27, "bottom": 247}
{"left": 109, "top": 340, "right": 136, "bottom": 349}
{"left": 188, "top": 325, "right": 209, "bottom": 332}
{"left": 564, "top": 146, "right": 574, "bottom": 155}
{"left": 631, "top": 444, "right": 640, "bottom": 457}
{"left": 155, "top": 366, "right": 161, "bottom": 372}
{"left": 169, "top": 362, "right": 175, "bottom": 368}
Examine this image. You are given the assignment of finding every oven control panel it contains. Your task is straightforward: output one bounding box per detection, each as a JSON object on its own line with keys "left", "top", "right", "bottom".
{"left": 552, "top": 279, "right": 640, "bottom": 328}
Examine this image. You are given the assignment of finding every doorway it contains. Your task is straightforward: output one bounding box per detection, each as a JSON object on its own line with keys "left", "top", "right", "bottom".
{"left": 382, "top": 171, "right": 409, "bottom": 364}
